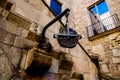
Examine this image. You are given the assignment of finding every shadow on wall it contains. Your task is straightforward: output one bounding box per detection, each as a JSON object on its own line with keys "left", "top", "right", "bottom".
{"left": 21, "top": 48, "right": 52, "bottom": 79}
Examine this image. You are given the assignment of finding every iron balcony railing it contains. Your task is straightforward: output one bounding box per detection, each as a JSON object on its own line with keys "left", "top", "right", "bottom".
{"left": 86, "top": 14, "right": 120, "bottom": 37}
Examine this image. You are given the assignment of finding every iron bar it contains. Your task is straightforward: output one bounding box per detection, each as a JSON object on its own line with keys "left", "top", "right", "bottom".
{"left": 87, "top": 14, "right": 120, "bottom": 37}
{"left": 41, "top": 8, "right": 70, "bottom": 39}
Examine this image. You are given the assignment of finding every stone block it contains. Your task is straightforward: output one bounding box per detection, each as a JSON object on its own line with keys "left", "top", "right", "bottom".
{"left": 0, "top": 47, "right": 3, "bottom": 55}
{"left": 84, "top": 74, "right": 97, "bottom": 80}
{"left": 112, "top": 57, "right": 120, "bottom": 63}
{"left": 0, "top": 28, "right": 16, "bottom": 45}
{"left": 10, "top": 0, "right": 31, "bottom": 17}
{"left": 72, "top": 72, "right": 84, "bottom": 80}
{"left": 6, "top": 21, "right": 23, "bottom": 36}
{"left": 72, "top": 57, "right": 90, "bottom": 73}
{"left": 59, "top": 60, "right": 73, "bottom": 71}
{"left": 26, "top": 31, "right": 40, "bottom": 42}
{"left": 0, "top": 14, "right": 6, "bottom": 29}
{"left": 92, "top": 44, "right": 105, "bottom": 58}
{"left": 60, "top": 75, "right": 71, "bottom": 80}
{"left": 48, "top": 58, "right": 59, "bottom": 73}
{"left": 69, "top": 45, "right": 87, "bottom": 59}
{"left": 118, "top": 64, "right": 120, "bottom": 71}
{"left": 0, "top": 54, "right": 12, "bottom": 80}
{"left": 111, "top": 71, "right": 120, "bottom": 77}
{"left": 101, "top": 64, "right": 109, "bottom": 73}
{"left": 20, "top": 50, "right": 27, "bottom": 69}
{"left": 58, "top": 69, "right": 71, "bottom": 75}
{"left": 59, "top": 47, "right": 69, "bottom": 53}
{"left": 109, "top": 64, "right": 117, "bottom": 71}
{"left": 14, "top": 36, "right": 35, "bottom": 49}
{"left": 22, "top": 29, "right": 29, "bottom": 38}
{"left": 29, "top": 0, "right": 45, "bottom": 11}
{"left": 7, "top": 12, "right": 31, "bottom": 30}
{"left": 0, "top": 43, "right": 22, "bottom": 67}
{"left": 59, "top": 52, "right": 73, "bottom": 71}
{"left": 71, "top": 79, "right": 79, "bottom": 80}
{"left": 112, "top": 49, "right": 120, "bottom": 57}
{"left": 42, "top": 73, "right": 60, "bottom": 80}
{"left": 60, "top": 52, "right": 72, "bottom": 61}
{"left": 10, "top": 0, "right": 54, "bottom": 27}
{"left": 101, "top": 58, "right": 109, "bottom": 64}
{"left": 51, "top": 50, "right": 60, "bottom": 59}
{"left": 1, "top": 9, "right": 9, "bottom": 17}
{"left": 24, "top": 50, "right": 52, "bottom": 77}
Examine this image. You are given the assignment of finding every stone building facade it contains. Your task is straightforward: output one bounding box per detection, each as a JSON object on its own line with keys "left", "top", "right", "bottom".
{"left": 0, "top": 0, "right": 120, "bottom": 80}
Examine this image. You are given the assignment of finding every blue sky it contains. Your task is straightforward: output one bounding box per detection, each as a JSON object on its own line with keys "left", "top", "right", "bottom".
{"left": 91, "top": 1, "right": 109, "bottom": 15}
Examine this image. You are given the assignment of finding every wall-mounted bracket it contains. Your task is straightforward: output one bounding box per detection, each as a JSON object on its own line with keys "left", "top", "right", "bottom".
{"left": 38, "top": 8, "right": 82, "bottom": 50}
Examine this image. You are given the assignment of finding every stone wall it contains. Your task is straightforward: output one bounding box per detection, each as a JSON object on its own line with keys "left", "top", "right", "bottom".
{"left": 0, "top": 0, "right": 96, "bottom": 80}
{"left": 61, "top": 0, "right": 120, "bottom": 79}
{"left": 1, "top": 0, "right": 120, "bottom": 80}
{"left": 106, "top": 0, "right": 120, "bottom": 19}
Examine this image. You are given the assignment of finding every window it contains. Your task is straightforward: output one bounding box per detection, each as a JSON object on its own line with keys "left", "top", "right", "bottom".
{"left": 89, "top": 0, "right": 110, "bottom": 34}
{"left": 50, "top": 0, "right": 62, "bottom": 15}
{"left": 87, "top": 0, "right": 119, "bottom": 38}
{"left": 90, "top": 0, "right": 109, "bottom": 17}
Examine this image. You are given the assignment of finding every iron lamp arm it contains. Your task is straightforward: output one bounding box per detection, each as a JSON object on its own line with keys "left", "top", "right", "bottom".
{"left": 41, "top": 8, "right": 70, "bottom": 39}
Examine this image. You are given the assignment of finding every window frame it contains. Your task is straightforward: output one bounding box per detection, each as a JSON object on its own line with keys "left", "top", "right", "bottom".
{"left": 87, "top": 0, "right": 110, "bottom": 36}
{"left": 50, "top": 0, "right": 62, "bottom": 16}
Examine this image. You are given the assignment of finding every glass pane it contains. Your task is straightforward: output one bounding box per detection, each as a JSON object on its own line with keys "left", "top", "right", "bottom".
{"left": 97, "top": 1, "right": 109, "bottom": 15}
{"left": 90, "top": 0, "right": 109, "bottom": 16}
{"left": 50, "top": 0, "right": 62, "bottom": 15}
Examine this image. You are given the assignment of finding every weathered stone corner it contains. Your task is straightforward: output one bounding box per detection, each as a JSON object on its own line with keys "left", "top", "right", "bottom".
{"left": 23, "top": 48, "right": 52, "bottom": 78}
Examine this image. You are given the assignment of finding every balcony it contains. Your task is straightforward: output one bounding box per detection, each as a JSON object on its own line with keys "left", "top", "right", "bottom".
{"left": 86, "top": 14, "right": 120, "bottom": 40}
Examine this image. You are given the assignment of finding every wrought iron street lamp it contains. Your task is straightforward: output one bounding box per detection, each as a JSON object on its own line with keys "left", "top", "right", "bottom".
{"left": 38, "top": 8, "right": 82, "bottom": 51}
{"left": 54, "top": 10, "right": 82, "bottom": 48}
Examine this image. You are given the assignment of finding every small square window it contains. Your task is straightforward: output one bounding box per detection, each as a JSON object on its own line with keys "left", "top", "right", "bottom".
{"left": 89, "top": 0, "right": 110, "bottom": 33}
{"left": 87, "top": 0, "right": 118, "bottom": 38}
{"left": 50, "top": 0, "right": 62, "bottom": 15}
